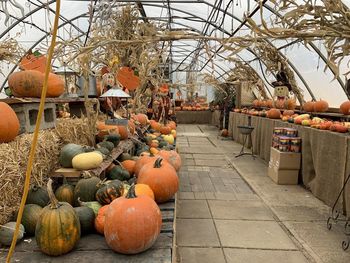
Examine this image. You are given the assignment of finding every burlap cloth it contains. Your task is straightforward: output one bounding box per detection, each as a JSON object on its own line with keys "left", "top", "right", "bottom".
{"left": 176, "top": 110, "right": 212, "bottom": 124}
{"left": 210, "top": 110, "right": 221, "bottom": 127}
{"left": 229, "top": 112, "right": 349, "bottom": 214}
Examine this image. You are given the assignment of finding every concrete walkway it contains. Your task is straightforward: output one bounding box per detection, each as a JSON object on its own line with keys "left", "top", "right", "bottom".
{"left": 175, "top": 124, "right": 350, "bottom": 263}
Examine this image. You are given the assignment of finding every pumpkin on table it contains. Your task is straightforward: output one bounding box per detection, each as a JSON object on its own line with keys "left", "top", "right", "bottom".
{"left": 35, "top": 179, "right": 80, "bottom": 256}
{"left": 137, "top": 158, "right": 179, "bottom": 203}
{"left": 55, "top": 176, "right": 74, "bottom": 206}
{"left": 157, "top": 150, "right": 182, "bottom": 172}
{"left": 104, "top": 185, "right": 162, "bottom": 254}
{"left": 266, "top": 108, "right": 281, "bottom": 119}
{"left": 59, "top": 143, "right": 86, "bottom": 168}
{"left": 121, "top": 160, "right": 136, "bottom": 176}
{"left": 340, "top": 101, "right": 350, "bottom": 115}
{"left": 134, "top": 154, "right": 158, "bottom": 177}
{"left": 74, "top": 174, "right": 100, "bottom": 205}
{"left": 314, "top": 99, "right": 329, "bottom": 112}
{"left": 303, "top": 101, "right": 315, "bottom": 112}
{"left": 0, "top": 102, "right": 20, "bottom": 143}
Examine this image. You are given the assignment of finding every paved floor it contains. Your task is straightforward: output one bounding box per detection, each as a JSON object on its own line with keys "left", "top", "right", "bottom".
{"left": 175, "top": 124, "right": 350, "bottom": 263}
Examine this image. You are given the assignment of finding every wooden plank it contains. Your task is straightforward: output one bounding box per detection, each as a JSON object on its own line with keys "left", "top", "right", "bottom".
{"left": 52, "top": 168, "right": 82, "bottom": 178}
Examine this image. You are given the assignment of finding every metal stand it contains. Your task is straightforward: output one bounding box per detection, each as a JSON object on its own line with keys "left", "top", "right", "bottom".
{"left": 327, "top": 173, "right": 350, "bottom": 251}
{"left": 235, "top": 116, "right": 255, "bottom": 159}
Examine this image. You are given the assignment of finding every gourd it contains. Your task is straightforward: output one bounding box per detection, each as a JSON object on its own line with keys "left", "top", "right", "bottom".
{"left": 137, "top": 158, "right": 179, "bottom": 203}
{"left": 163, "top": 134, "right": 175, "bottom": 144}
{"left": 134, "top": 114, "right": 148, "bottom": 126}
{"left": 283, "top": 110, "right": 294, "bottom": 116}
{"left": 8, "top": 70, "right": 64, "bottom": 98}
{"left": 95, "top": 179, "right": 124, "bottom": 205}
{"left": 121, "top": 160, "right": 136, "bottom": 176}
{"left": 117, "top": 125, "right": 129, "bottom": 140}
{"left": 94, "top": 147, "right": 110, "bottom": 156}
{"left": 157, "top": 150, "right": 182, "bottom": 171}
{"left": 35, "top": 179, "right": 80, "bottom": 256}
{"left": 74, "top": 206, "right": 95, "bottom": 235}
{"left": 97, "top": 141, "right": 114, "bottom": 152}
{"left": 0, "top": 102, "right": 20, "bottom": 143}
{"left": 59, "top": 143, "right": 86, "bottom": 168}
{"left": 159, "top": 141, "right": 169, "bottom": 148}
{"left": 26, "top": 185, "right": 49, "bottom": 207}
{"left": 167, "top": 121, "right": 176, "bottom": 130}
{"left": 104, "top": 185, "right": 162, "bottom": 254}
{"left": 134, "top": 184, "right": 155, "bottom": 200}
{"left": 119, "top": 153, "right": 132, "bottom": 162}
{"left": 160, "top": 125, "right": 171, "bottom": 135}
{"left": 74, "top": 175, "right": 100, "bottom": 205}
{"left": 96, "top": 121, "right": 119, "bottom": 140}
{"left": 18, "top": 204, "right": 43, "bottom": 236}
{"left": 104, "top": 134, "right": 121, "bottom": 147}
{"left": 72, "top": 152, "right": 103, "bottom": 170}
{"left": 55, "top": 176, "right": 74, "bottom": 206}
{"left": 266, "top": 108, "right": 281, "bottom": 119}
{"left": 107, "top": 166, "right": 130, "bottom": 181}
{"left": 0, "top": 222, "right": 25, "bottom": 246}
{"left": 340, "top": 101, "right": 350, "bottom": 115}
{"left": 78, "top": 198, "right": 102, "bottom": 216}
{"left": 94, "top": 205, "right": 109, "bottom": 235}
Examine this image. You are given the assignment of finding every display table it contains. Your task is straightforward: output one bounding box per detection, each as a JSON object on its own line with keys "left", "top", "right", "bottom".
{"left": 229, "top": 112, "right": 350, "bottom": 215}
{"left": 175, "top": 110, "right": 212, "bottom": 124}
{"left": 210, "top": 110, "right": 221, "bottom": 127}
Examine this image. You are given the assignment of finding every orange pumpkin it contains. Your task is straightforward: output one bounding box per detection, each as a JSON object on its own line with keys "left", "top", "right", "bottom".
{"left": 160, "top": 125, "right": 171, "bottom": 135}
{"left": 0, "top": 102, "right": 20, "bottom": 143}
{"left": 95, "top": 205, "right": 109, "bottom": 235}
{"left": 117, "top": 125, "right": 129, "bottom": 140}
{"left": 266, "top": 108, "right": 281, "bottom": 119}
{"left": 157, "top": 150, "right": 182, "bottom": 171}
{"left": 303, "top": 101, "right": 315, "bottom": 112}
{"left": 121, "top": 160, "right": 136, "bottom": 176}
{"left": 135, "top": 184, "right": 154, "bottom": 200}
{"left": 314, "top": 99, "right": 329, "bottom": 112}
{"left": 265, "top": 100, "right": 273, "bottom": 108}
{"left": 96, "top": 121, "right": 119, "bottom": 140}
{"left": 128, "top": 120, "right": 135, "bottom": 134}
{"left": 137, "top": 158, "right": 179, "bottom": 203}
{"left": 221, "top": 129, "right": 229, "bottom": 137}
{"left": 116, "top": 67, "right": 140, "bottom": 91}
{"left": 167, "top": 121, "right": 176, "bottom": 130}
{"left": 135, "top": 114, "right": 148, "bottom": 126}
{"left": 252, "top": 100, "right": 261, "bottom": 108}
{"left": 8, "top": 70, "right": 64, "bottom": 98}
{"left": 104, "top": 186, "right": 161, "bottom": 254}
{"left": 283, "top": 110, "right": 294, "bottom": 116}
{"left": 150, "top": 120, "right": 161, "bottom": 131}
{"left": 134, "top": 155, "right": 158, "bottom": 177}
{"left": 340, "top": 101, "right": 350, "bottom": 115}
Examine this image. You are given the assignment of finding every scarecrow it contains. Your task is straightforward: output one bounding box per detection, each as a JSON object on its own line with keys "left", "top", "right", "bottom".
{"left": 271, "top": 71, "right": 294, "bottom": 109}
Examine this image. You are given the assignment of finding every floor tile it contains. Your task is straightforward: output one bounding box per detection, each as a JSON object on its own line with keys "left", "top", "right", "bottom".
{"left": 178, "top": 247, "right": 226, "bottom": 263}
{"left": 177, "top": 200, "right": 211, "bottom": 219}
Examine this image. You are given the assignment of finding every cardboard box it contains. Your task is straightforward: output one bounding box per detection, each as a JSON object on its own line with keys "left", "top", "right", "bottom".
{"left": 268, "top": 164, "right": 299, "bottom": 185}
{"left": 270, "top": 147, "right": 301, "bottom": 170}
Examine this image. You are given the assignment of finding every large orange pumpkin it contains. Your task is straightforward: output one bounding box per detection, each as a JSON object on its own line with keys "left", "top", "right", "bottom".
{"left": 150, "top": 120, "right": 161, "bottom": 131}
{"left": 94, "top": 205, "right": 109, "bottom": 235}
{"left": 314, "top": 99, "right": 329, "bottom": 112}
{"left": 116, "top": 67, "right": 140, "bottom": 91}
{"left": 134, "top": 154, "right": 158, "bottom": 177}
{"left": 303, "top": 101, "right": 315, "bottom": 112}
{"left": 157, "top": 150, "right": 182, "bottom": 171}
{"left": 104, "top": 186, "right": 161, "bottom": 254}
{"left": 137, "top": 158, "right": 179, "bottom": 203}
{"left": 167, "top": 121, "right": 176, "bottom": 130}
{"left": 96, "top": 121, "right": 119, "bottom": 140}
{"left": 135, "top": 114, "right": 148, "bottom": 126}
{"left": 160, "top": 125, "right": 171, "bottom": 135}
{"left": 8, "top": 70, "right": 64, "bottom": 98}
{"left": 0, "top": 102, "right": 20, "bottom": 143}
{"left": 121, "top": 160, "right": 136, "bottom": 176}
{"left": 117, "top": 125, "right": 129, "bottom": 140}
{"left": 340, "top": 101, "right": 350, "bottom": 115}
{"left": 266, "top": 108, "right": 281, "bottom": 119}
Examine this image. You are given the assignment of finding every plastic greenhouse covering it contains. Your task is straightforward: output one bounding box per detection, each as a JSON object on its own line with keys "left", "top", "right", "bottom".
{"left": 1, "top": 0, "right": 350, "bottom": 107}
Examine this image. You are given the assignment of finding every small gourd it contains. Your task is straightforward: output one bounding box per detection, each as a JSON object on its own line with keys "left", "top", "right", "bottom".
{"left": 95, "top": 179, "right": 124, "bottom": 205}
{"left": 59, "top": 143, "right": 86, "bottom": 168}
{"left": 107, "top": 166, "right": 130, "bottom": 181}
{"left": 55, "top": 176, "right": 74, "bottom": 206}
{"left": 74, "top": 174, "right": 100, "bottom": 205}
{"left": 26, "top": 185, "right": 49, "bottom": 207}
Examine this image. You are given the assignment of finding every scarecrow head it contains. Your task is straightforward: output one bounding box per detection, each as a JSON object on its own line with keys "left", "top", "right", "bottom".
{"left": 272, "top": 71, "right": 292, "bottom": 100}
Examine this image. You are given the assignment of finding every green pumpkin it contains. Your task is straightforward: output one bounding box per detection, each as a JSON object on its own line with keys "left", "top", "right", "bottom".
{"left": 118, "top": 153, "right": 132, "bottom": 162}
{"left": 0, "top": 222, "right": 25, "bottom": 246}
{"left": 74, "top": 206, "right": 95, "bottom": 235}
{"left": 158, "top": 141, "right": 169, "bottom": 148}
{"left": 95, "top": 180, "right": 123, "bottom": 205}
{"left": 107, "top": 166, "right": 130, "bottom": 181}
{"left": 97, "top": 141, "right": 114, "bottom": 152}
{"left": 55, "top": 176, "right": 74, "bottom": 206}
{"left": 144, "top": 136, "right": 153, "bottom": 144}
{"left": 17, "top": 204, "right": 43, "bottom": 236}
{"left": 26, "top": 185, "right": 49, "bottom": 207}
{"left": 136, "top": 145, "right": 150, "bottom": 156}
{"left": 104, "top": 134, "right": 121, "bottom": 147}
{"left": 78, "top": 199, "right": 102, "bottom": 216}
{"left": 59, "top": 143, "right": 85, "bottom": 168}
{"left": 74, "top": 175, "right": 100, "bottom": 205}
{"left": 95, "top": 147, "right": 110, "bottom": 156}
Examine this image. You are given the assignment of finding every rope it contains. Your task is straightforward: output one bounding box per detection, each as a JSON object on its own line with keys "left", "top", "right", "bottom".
{"left": 6, "top": 0, "right": 61, "bottom": 261}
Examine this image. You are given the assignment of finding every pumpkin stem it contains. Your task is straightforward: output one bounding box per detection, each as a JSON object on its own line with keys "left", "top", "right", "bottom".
{"left": 47, "top": 179, "right": 59, "bottom": 209}
{"left": 154, "top": 158, "right": 163, "bottom": 168}
{"left": 62, "top": 175, "right": 68, "bottom": 185}
{"left": 126, "top": 184, "right": 137, "bottom": 199}
{"left": 77, "top": 197, "right": 86, "bottom": 207}
{"left": 32, "top": 185, "right": 38, "bottom": 192}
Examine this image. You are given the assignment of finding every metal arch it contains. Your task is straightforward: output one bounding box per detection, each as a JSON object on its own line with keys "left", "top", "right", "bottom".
{"left": 263, "top": 2, "right": 349, "bottom": 99}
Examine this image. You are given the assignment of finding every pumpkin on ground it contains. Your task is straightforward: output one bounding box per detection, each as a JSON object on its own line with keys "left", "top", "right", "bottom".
{"left": 137, "top": 158, "right": 179, "bottom": 203}
{"left": 35, "top": 179, "right": 80, "bottom": 256}
{"left": 26, "top": 185, "right": 49, "bottom": 207}
{"left": 0, "top": 102, "right": 20, "bottom": 143}
{"left": 94, "top": 205, "right": 109, "bottom": 234}
{"left": 74, "top": 175, "right": 100, "bottom": 205}
{"left": 72, "top": 152, "right": 103, "bottom": 170}
{"left": 55, "top": 176, "right": 74, "bottom": 206}
{"left": 340, "top": 101, "right": 350, "bottom": 115}
{"left": 95, "top": 179, "right": 124, "bottom": 205}
{"left": 104, "top": 185, "right": 162, "bottom": 254}
{"left": 134, "top": 154, "right": 158, "bottom": 177}
{"left": 221, "top": 129, "right": 229, "bottom": 137}
{"left": 157, "top": 150, "right": 182, "bottom": 172}
{"left": 314, "top": 99, "right": 329, "bottom": 112}
{"left": 18, "top": 204, "right": 43, "bottom": 236}
{"left": 121, "top": 160, "right": 136, "bottom": 176}
{"left": 59, "top": 143, "right": 86, "bottom": 168}
{"left": 74, "top": 206, "right": 95, "bottom": 235}
{"left": 8, "top": 70, "right": 65, "bottom": 98}
{"left": 0, "top": 222, "right": 25, "bottom": 246}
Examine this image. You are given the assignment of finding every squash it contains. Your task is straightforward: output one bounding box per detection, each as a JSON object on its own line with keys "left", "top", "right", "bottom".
{"left": 0, "top": 102, "right": 20, "bottom": 143}
{"left": 340, "top": 101, "right": 350, "bottom": 115}
{"left": 314, "top": 99, "right": 329, "bottom": 112}
{"left": 163, "top": 134, "right": 175, "bottom": 145}
{"left": 97, "top": 141, "right": 114, "bottom": 152}
{"left": 171, "top": 129, "right": 176, "bottom": 138}
{"left": 303, "top": 101, "right": 315, "bottom": 112}
{"left": 167, "top": 121, "right": 176, "bottom": 130}
{"left": 94, "top": 147, "right": 110, "bottom": 156}
{"left": 117, "top": 125, "right": 129, "bottom": 140}
{"left": 137, "top": 158, "right": 179, "bottom": 203}
{"left": 104, "top": 185, "right": 162, "bottom": 254}
{"left": 26, "top": 185, "right": 49, "bottom": 207}
{"left": 135, "top": 114, "right": 149, "bottom": 126}
{"left": 78, "top": 198, "right": 102, "bottom": 216}
{"left": 17, "top": 204, "right": 42, "bottom": 236}
{"left": 104, "top": 134, "right": 121, "bottom": 146}
{"left": 95, "top": 179, "right": 124, "bottom": 205}
{"left": 35, "top": 179, "right": 80, "bottom": 256}
{"left": 59, "top": 143, "right": 86, "bottom": 168}
{"left": 0, "top": 222, "right": 25, "bottom": 246}
{"left": 74, "top": 206, "right": 95, "bottom": 235}
{"left": 74, "top": 175, "right": 100, "bottom": 205}
{"left": 119, "top": 152, "right": 132, "bottom": 162}
{"left": 96, "top": 121, "right": 119, "bottom": 140}
{"left": 55, "top": 176, "right": 74, "bottom": 206}
{"left": 150, "top": 147, "right": 159, "bottom": 155}
{"left": 157, "top": 150, "right": 182, "bottom": 171}
{"left": 72, "top": 152, "right": 103, "bottom": 170}
{"left": 108, "top": 166, "right": 130, "bottom": 181}
{"left": 8, "top": 70, "right": 64, "bottom": 98}
{"left": 150, "top": 120, "right": 161, "bottom": 131}
{"left": 121, "top": 160, "right": 136, "bottom": 176}
{"left": 158, "top": 141, "right": 169, "bottom": 148}
{"left": 266, "top": 108, "right": 281, "bottom": 119}
{"left": 94, "top": 205, "right": 109, "bottom": 234}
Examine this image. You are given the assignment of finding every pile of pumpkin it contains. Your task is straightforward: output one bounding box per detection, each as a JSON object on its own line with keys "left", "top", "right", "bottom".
{"left": 176, "top": 104, "right": 210, "bottom": 111}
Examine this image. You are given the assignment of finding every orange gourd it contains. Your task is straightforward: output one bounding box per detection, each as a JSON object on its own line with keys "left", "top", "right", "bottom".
{"left": 340, "top": 101, "right": 350, "bottom": 115}
{"left": 135, "top": 184, "right": 155, "bottom": 200}
{"left": 134, "top": 114, "right": 148, "bottom": 126}
{"left": 266, "top": 108, "right": 281, "bottom": 119}
{"left": 137, "top": 158, "right": 179, "bottom": 203}
{"left": 167, "top": 121, "right": 176, "bottom": 130}
{"left": 94, "top": 205, "right": 109, "bottom": 235}
{"left": 8, "top": 70, "right": 64, "bottom": 98}
{"left": 104, "top": 186, "right": 161, "bottom": 254}
{"left": 134, "top": 154, "right": 158, "bottom": 177}
{"left": 96, "top": 121, "right": 119, "bottom": 140}
{"left": 303, "top": 101, "right": 315, "bottom": 112}
{"left": 314, "top": 99, "right": 329, "bottom": 112}
{"left": 160, "top": 125, "right": 171, "bottom": 135}
{"left": 283, "top": 110, "right": 294, "bottom": 116}
{"left": 150, "top": 120, "right": 161, "bottom": 131}
{"left": 117, "top": 125, "right": 129, "bottom": 140}
{"left": 121, "top": 160, "right": 136, "bottom": 176}
{"left": 0, "top": 102, "right": 20, "bottom": 143}
{"left": 157, "top": 150, "right": 181, "bottom": 172}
